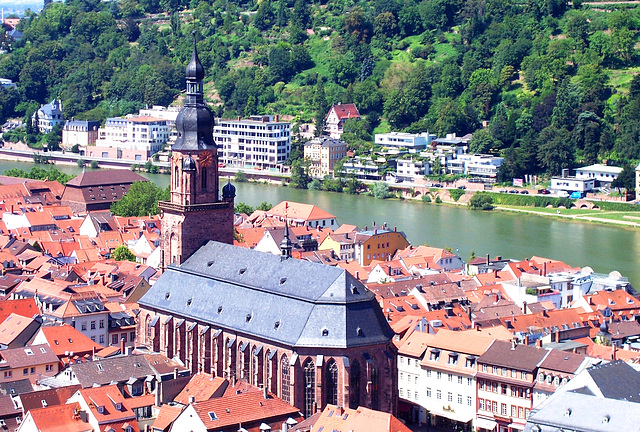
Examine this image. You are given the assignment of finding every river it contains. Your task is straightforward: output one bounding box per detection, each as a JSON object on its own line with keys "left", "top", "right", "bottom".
{"left": 3, "top": 159, "right": 639, "bottom": 287}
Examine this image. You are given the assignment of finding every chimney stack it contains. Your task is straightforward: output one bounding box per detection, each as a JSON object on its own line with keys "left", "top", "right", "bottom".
{"left": 543, "top": 262, "right": 547, "bottom": 277}
{"left": 173, "top": 367, "right": 178, "bottom": 379}
{"left": 120, "top": 337, "right": 125, "bottom": 355}
{"left": 486, "top": 253, "right": 490, "bottom": 265}
{"left": 536, "top": 339, "right": 543, "bottom": 348}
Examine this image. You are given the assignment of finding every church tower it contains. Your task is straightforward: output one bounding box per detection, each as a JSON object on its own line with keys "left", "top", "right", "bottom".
{"left": 160, "top": 34, "right": 236, "bottom": 270}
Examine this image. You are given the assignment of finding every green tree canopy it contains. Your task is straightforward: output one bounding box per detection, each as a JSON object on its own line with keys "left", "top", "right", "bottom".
{"left": 110, "top": 181, "right": 169, "bottom": 216}
{"left": 112, "top": 244, "right": 136, "bottom": 262}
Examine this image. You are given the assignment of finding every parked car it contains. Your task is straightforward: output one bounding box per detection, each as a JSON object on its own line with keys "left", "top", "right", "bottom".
{"left": 570, "top": 191, "right": 584, "bottom": 199}
{"left": 508, "top": 189, "right": 518, "bottom": 194}
{"left": 538, "top": 189, "right": 550, "bottom": 195}
{"left": 520, "top": 190, "right": 529, "bottom": 194}
{"left": 457, "top": 185, "right": 466, "bottom": 190}
{"left": 433, "top": 184, "right": 442, "bottom": 188}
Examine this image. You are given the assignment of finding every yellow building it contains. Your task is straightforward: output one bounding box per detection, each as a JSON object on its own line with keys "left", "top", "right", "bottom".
{"left": 319, "top": 226, "right": 409, "bottom": 266}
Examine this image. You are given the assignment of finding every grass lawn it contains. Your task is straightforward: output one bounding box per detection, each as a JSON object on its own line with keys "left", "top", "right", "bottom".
{"left": 608, "top": 66, "right": 640, "bottom": 93}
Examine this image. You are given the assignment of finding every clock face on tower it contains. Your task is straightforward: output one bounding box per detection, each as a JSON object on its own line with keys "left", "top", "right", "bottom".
{"left": 200, "top": 151, "right": 213, "bottom": 167}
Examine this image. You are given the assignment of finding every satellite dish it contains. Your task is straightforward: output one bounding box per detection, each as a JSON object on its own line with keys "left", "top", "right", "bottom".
{"left": 609, "top": 271, "right": 622, "bottom": 281}
{"left": 582, "top": 266, "right": 594, "bottom": 275}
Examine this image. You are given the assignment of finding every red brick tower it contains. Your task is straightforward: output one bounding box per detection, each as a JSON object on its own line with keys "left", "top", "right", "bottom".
{"left": 159, "top": 34, "right": 235, "bottom": 270}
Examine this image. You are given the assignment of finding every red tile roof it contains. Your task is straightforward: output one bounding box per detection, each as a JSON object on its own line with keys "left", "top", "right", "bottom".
{"left": 174, "top": 373, "right": 228, "bottom": 405}
{"left": 27, "top": 402, "right": 94, "bottom": 432}
{"left": 37, "top": 324, "right": 101, "bottom": 357}
{"left": 312, "top": 404, "right": 410, "bottom": 432}
{"left": 0, "top": 298, "right": 38, "bottom": 322}
{"left": 328, "top": 104, "right": 361, "bottom": 120}
{"left": 267, "top": 201, "right": 335, "bottom": 222}
{"left": 192, "top": 390, "right": 300, "bottom": 429}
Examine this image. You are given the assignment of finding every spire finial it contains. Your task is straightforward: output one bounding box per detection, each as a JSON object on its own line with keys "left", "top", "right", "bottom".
{"left": 281, "top": 202, "right": 292, "bottom": 260}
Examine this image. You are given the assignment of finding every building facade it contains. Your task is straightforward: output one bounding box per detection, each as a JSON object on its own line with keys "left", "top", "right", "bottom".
{"left": 61, "top": 120, "right": 100, "bottom": 149}
{"left": 214, "top": 115, "right": 291, "bottom": 170}
{"left": 303, "top": 136, "right": 347, "bottom": 178}
{"left": 324, "top": 104, "right": 360, "bottom": 139}
{"left": 95, "top": 116, "right": 170, "bottom": 157}
{"left": 375, "top": 132, "right": 434, "bottom": 151}
{"left": 33, "top": 100, "right": 64, "bottom": 134}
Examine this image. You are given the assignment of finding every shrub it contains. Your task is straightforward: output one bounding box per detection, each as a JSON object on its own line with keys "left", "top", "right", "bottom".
{"left": 422, "top": 194, "right": 432, "bottom": 203}
{"left": 449, "top": 189, "right": 465, "bottom": 202}
{"left": 372, "top": 181, "right": 390, "bottom": 199}
{"left": 235, "top": 171, "right": 248, "bottom": 182}
{"left": 90, "top": 160, "right": 99, "bottom": 169}
{"left": 77, "top": 159, "right": 86, "bottom": 168}
{"left": 469, "top": 192, "right": 494, "bottom": 210}
{"left": 435, "top": 196, "right": 442, "bottom": 204}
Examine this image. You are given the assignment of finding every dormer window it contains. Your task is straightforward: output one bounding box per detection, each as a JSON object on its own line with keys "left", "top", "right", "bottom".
{"left": 429, "top": 349, "right": 440, "bottom": 361}
{"left": 97, "top": 406, "right": 104, "bottom": 414}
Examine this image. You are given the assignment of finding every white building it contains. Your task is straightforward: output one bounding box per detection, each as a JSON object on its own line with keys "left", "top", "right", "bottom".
{"left": 324, "top": 103, "right": 360, "bottom": 139}
{"left": 405, "top": 329, "right": 496, "bottom": 429}
{"left": 61, "top": 120, "right": 100, "bottom": 149}
{"left": 32, "top": 99, "right": 64, "bottom": 134}
{"left": 96, "top": 116, "right": 170, "bottom": 156}
{"left": 396, "top": 158, "right": 429, "bottom": 182}
{"left": 214, "top": 115, "right": 291, "bottom": 170}
{"left": 575, "top": 164, "right": 623, "bottom": 188}
{"left": 447, "top": 154, "right": 504, "bottom": 178}
{"left": 550, "top": 176, "right": 595, "bottom": 193}
{"left": 375, "top": 132, "right": 435, "bottom": 151}
{"left": 139, "top": 105, "right": 181, "bottom": 144}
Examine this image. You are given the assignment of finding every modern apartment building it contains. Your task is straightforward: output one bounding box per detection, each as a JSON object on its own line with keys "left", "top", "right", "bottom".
{"left": 94, "top": 116, "right": 170, "bottom": 157}
{"left": 214, "top": 115, "right": 291, "bottom": 170}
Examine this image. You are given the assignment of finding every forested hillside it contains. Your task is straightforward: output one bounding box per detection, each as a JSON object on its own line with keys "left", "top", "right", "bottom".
{"left": 1, "top": 0, "right": 640, "bottom": 182}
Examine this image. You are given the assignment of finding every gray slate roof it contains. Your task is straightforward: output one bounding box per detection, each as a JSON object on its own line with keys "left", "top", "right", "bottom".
{"left": 139, "top": 241, "right": 394, "bottom": 349}
{"left": 586, "top": 360, "right": 640, "bottom": 403}
{"left": 525, "top": 391, "right": 640, "bottom": 432}
{"left": 68, "top": 354, "right": 155, "bottom": 388}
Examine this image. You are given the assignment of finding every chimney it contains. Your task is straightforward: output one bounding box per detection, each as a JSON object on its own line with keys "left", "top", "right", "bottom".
{"left": 524, "top": 335, "right": 530, "bottom": 345}
{"left": 612, "top": 345, "right": 617, "bottom": 361}
{"left": 263, "top": 386, "right": 269, "bottom": 400}
{"left": 173, "top": 367, "right": 178, "bottom": 379}
{"left": 355, "top": 271, "right": 359, "bottom": 280}
{"left": 536, "top": 339, "right": 542, "bottom": 348}
{"left": 189, "top": 395, "right": 195, "bottom": 404}
{"left": 543, "top": 262, "right": 547, "bottom": 276}
{"left": 120, "top": 337, "right": 125, "bottom": 355}
{"left": 394, "top": 226, "right": 397, "bottom": 232}
{"left": 126, "top": 346, "right": 133, "bottom": 356}
{"left": 511, "top": 339, "right": 516, "bottom": 350}
{"left": 523, "top": 301, "right": 527, "bottom": 314}
{"left": 387, "top": 265, "right": 392, "bottom": 276}
{"left": 486, "top": 254, "right": 490, "bottom": 265}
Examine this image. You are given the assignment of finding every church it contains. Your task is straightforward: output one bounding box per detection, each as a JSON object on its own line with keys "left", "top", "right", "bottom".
{"left": 136, "top": 38, "right": 397, "bottom": 417}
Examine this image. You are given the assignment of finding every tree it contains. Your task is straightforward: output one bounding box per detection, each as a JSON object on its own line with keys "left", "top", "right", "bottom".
{"left": 314, "top": 80, "right": 328, "bottom": 137}
{"left": 77, "top": 159, "right": 86, "bottom": 168}
{"left": 468, "top": 128, "right": 500, "bottom": 154}
{"left": 372, "top": 181, "right": 390, "bottom": 199}
{"left": 269, "top": 44, "right": 291, "bottom": 83}
{"left": 112, "top": 245, "right": 136, "bottom": 262}
{"left": 289, "top": 159, "right": 311, "bottom": 189}
{"left": 234, "top": 202, "right": 254, "bottom": 214}
{"left": 110, "top": 181, "right": 169, "bottom": 216}
{"left": 289, "top": 45, "right": 313, "bottom": 74}
{"left": 537, "top": 126, "right": 574, "bottom": 175}
{"left": 469, "top": 192, "right": 494, "bottom": 210}
{"left": 611, "top": 163, "right": 635, "bottom": 193}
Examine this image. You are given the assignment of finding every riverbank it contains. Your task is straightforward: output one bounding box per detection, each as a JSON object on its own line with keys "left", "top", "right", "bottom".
{"left": 493, "top": 205, "right": 640, "bottom": 229}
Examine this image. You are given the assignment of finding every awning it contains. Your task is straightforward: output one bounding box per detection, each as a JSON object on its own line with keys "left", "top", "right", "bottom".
{"left": 508, "top": 422, "right": 525, "bottom": 430}
{"left": 475, "top": 418, "right": 497, "bottom": 431}
{"left": 429, "top": 408, "right": 472, "bottom": 424}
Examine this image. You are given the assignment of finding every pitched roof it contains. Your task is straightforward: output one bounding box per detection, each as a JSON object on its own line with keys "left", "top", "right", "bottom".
{"left": 0, "top": 344, "right": 58, "bottom": 368}
{"left": 174, "top": 373, "right": 228, "bottom": 405}
{"left": 0, "top": 298, "right": 38, "bottom": 322}
{"left": 0, "top": 313, "right": 36, "bottom": 345}
{"left": 152, "top": 404, "right": 184, "bottom": 431}
{"left": 38, "top": 324, "right": 101, "bottom": 358}
{"left": 397, "top": 330, "right": 434, "bottom": 357}
{"left": 139, "top": 241, "right": 393, "bottom": 349}
{"left": 312, "top": 404, "right": 411, "bottom": 432}
{"left": 478, "top": 340, "right": 549, "bottom": 371}
{"left": 65, "top": 170, "right": 147, "bottom": 188}
{"left": 190, "top": 390, "right": 300, "bottom": 430}
{"left": 585, "top": 360, "right": 640, "bottom": 402}
{"left": 75, "top": 385, "right": 136, "bottom": 423}
{"left": 19, "top": 385, "right": 82, "bottom": 412}
{"left": 267, "top": 201, "right": 336, "bottom": 222}
{"left": 27, "top": 402, "right": 94, "bottom": 432}
{"left": 537, "top": 349, "right": 586, "bottom": 374}
{"left": 66, "top": 355, "right": 155, "bottom": 388}
{"left": 328, "top": 103, "right": 361, "bottom": 120}
{"left": 428, "top": 328, "right": 497, "bottom": 355}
